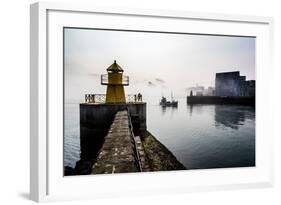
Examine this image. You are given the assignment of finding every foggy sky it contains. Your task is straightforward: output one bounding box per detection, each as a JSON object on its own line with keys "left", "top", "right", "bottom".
{"left": 64, "top": 28, "right": 255, "bottom": 103}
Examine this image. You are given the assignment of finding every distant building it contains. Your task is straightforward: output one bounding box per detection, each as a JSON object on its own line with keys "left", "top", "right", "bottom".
{"left": 245, "top": 80, "right": 255, "bottom": 97}
{"left": 215, "top": 71, "right": 240, "bottom": 96}
{"left": 196, "top": 91, "right": 203, "bottom": 96}
{"left": 186, "top": 86, "right": 204, "bottom": 96}
{"left": 187, "top": 85, "right": 215, "bottom": 96}
{"left": 195, "top": 86, "right": 204, "bottom": 96}
{"left": 205, "top": 86, "right": 215, "bottom": 96}
{"left": 215, "top": 71, "right": 255, "bottom": 97}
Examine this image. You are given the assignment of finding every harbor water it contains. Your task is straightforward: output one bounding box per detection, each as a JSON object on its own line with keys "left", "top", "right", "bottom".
{"left": 64, "top": 98, "right": 255, "bottom": 169}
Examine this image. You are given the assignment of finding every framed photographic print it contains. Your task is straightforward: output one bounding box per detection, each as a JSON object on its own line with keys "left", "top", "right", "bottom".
{"left": 30, "top": 2, "right": 274, "bottom": 202}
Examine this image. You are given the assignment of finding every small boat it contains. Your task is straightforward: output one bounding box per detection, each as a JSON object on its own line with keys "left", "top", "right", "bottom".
{"left": 160, "top": 93, "right": 178, "bottom": 107}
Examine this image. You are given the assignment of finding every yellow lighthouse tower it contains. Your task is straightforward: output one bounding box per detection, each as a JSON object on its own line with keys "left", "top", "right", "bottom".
{"left": 101, "top": 60, "right": 129, "bottom": 104}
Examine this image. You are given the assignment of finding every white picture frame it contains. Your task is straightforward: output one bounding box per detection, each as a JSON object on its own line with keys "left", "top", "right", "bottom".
{"left": 30, "top": 2, "right": 274, "bottom": 202}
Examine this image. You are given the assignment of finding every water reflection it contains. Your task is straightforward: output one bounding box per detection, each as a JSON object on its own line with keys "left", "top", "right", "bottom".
{"left": 189, "top": 104, "right": 193, "bottom": 116}
{"left": 214, "top": 105, "right": 254, "bottom": 130}
{"left": 187, "top": 104, "right": 254, "bottom": 130}
{"left": 160, "top": 105, "right": 178, "bottom": 115}
{"left": 215, "top": 105, "right": 244, "bottom": 129}
{"left": 187, "top": 104, "right": 205, "bottom": 116}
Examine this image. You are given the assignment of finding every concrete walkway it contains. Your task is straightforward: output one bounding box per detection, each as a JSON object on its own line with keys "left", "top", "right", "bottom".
{"left": 91, "top": 110, "right": 139, "bottom": 174}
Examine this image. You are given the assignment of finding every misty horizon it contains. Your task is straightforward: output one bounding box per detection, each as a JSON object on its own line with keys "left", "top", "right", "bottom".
{"left": 64, "top": 28, "right": 255, "bottom": 104}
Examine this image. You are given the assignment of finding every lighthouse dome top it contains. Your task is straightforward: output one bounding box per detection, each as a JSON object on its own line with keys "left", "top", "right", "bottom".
{"left": 106, "top": 60, "right": 124, "bottom": 73}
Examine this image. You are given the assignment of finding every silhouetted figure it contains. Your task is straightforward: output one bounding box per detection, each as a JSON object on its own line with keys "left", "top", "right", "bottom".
{"left": 134, "top": 94, "right": 137, "bottom": 102}
{"left": 137, "top": 93, "right": 142, "bottom": 102}
{"left": 86, "top": 94, "right": 95, "bottom": 103}
{"left": 190, "top": 90, "right": 193, "bottom": 97}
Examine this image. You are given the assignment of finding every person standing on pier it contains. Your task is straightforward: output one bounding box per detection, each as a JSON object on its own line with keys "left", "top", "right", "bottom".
{"left": 138, "top": 93, "right": 142, "bottom": 102}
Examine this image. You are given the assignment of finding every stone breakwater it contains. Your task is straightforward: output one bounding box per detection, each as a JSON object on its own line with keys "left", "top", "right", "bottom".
{"left": 91, "top": 110, "right": 185, "bottom": 174}
{"left": 66, "top": 108, "right": 185, "bottom": 176}
{"left": 140, "top": 130, "right": 186, "bottom": 171}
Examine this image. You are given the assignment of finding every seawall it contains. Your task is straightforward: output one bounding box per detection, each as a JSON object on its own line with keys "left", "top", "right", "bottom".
{"left": 69, "top": 103, "right": 185, "bottom": 175}
{"left": 187, "top": 96, "right": 255, "bottom": 106}
{"left": 79, "top": 102, "right": 146, "bottom": 161}
{"left": 91, "top": 110, "right": 185, "bottom": 174}
{"left": 140, "top": 130, "right": 186, "bottom": 171}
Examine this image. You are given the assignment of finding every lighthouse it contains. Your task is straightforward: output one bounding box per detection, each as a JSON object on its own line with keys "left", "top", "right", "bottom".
{"left": 79, "top": 60, "right": 146, "bottom": 162}
{"left": 101, "top": 60, "right": 129, "bottom": 103}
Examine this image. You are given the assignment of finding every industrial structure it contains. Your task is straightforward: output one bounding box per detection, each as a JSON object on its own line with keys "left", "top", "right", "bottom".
{"left": 186, "top": 86, "right": 215, "bottom": 97}
{"left": 215, "top": 71, "right": 255, "bottom": 97}
{"left": 187, "top": 71, "right": 255, "bottom": 105}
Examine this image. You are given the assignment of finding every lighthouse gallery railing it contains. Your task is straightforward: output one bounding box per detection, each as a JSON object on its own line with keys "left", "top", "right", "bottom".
{"left": 84, "top": 94, "right": 139, "bottom": 104}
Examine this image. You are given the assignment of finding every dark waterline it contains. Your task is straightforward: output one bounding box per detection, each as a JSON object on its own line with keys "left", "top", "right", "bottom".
{"left": 64, "top": 98, "right": 255, "bottom": 169}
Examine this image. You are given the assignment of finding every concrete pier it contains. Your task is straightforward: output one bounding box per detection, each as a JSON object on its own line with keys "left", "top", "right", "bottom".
{"left": 78, "top": 103, "right": 146, "bottom": 165}
{"left": 92, "top": 110, "right": 141, "bottom": 174}
{"left": 72, "top": 101, "right": 185, "bottom": 175}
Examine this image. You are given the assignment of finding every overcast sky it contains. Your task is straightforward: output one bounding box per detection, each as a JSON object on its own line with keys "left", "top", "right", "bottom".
{"left": 64, "top": 28, "right": 255, "bottom": 103}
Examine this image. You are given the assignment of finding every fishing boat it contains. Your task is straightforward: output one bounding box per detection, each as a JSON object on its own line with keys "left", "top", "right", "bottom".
{"left": 160, "top": 93, "right": 178, "bottom": 107}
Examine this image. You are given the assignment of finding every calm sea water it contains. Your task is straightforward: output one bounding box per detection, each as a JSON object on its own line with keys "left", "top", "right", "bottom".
{"left": 64, "top": 98, "right": 255, "bottom": 169}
